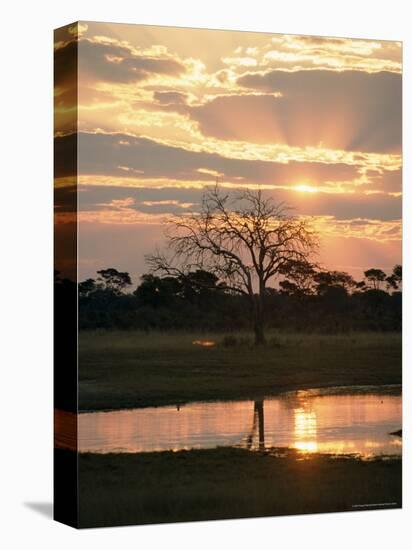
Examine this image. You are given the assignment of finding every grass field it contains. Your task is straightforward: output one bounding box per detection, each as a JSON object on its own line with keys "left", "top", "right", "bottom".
{"left": 78, "top": 330, "right": 401, "bottom": 411}
{"left": 76, "top": 447, "right": 401, "bottom": 528}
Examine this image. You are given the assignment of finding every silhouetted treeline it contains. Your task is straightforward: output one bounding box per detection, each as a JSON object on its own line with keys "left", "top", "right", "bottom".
{"left": 59, "top": 264, "right": 402, "bottom": 333}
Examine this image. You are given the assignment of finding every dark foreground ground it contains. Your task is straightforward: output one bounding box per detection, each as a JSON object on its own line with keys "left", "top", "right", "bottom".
{"left": 76, "top": 447, "right": 401, "bottom": 528}
{"left": 79, "top": 331, "right": 401, "bottom": 410}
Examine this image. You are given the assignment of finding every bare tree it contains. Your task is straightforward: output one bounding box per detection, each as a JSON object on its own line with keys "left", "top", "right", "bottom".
{"left": 147, "top": 186, "right": 318, "bottom": 345}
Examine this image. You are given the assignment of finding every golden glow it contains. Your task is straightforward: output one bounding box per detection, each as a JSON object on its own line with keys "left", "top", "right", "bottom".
{"left": 192, "top": 340, "right": 216, "bottom": 347}
{"left": 294, "top": 440, "right": 318, "bottom": 452}
{"left": 294, "top": 184, "right": 318, "bottom": 193}
{"left": 293, "top": 406, "right": 318, "bottom": 453}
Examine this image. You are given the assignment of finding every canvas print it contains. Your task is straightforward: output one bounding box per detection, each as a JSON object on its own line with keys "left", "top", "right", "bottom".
{"left": 54, "top": 22, "right": 402, "bottom": 528}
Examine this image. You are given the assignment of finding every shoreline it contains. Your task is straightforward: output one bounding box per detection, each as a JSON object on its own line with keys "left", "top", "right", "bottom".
{"left": 77, "top": 382, "right": 402, "bottom": 413}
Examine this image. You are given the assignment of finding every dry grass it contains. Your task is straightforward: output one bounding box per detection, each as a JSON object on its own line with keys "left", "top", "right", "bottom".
{"left": 78, "top": 330, "right": 401, "bottom": 411}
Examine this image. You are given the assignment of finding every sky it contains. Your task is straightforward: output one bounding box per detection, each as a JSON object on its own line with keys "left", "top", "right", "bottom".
{"left": 54, "top": 22, "right": 402, "bottom": 285}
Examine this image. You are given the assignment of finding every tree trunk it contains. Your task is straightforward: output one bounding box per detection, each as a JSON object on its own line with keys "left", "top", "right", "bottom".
{"left": 253, "top": 281, "right": 266, "bottom": 346}
{"left": 255, "top": 400, "right": 265, "bottom": 450}
{"left": 254, "top": 315, "right": 266, "bottom": 346}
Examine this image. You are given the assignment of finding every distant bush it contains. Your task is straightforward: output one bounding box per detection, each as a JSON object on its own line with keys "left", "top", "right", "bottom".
{"left": 75, "top": 267, "right": 402, "bottom": 333}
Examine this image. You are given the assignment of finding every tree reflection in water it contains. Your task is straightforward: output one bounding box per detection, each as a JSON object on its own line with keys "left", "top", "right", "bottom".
{"left": 246, "top": 400, "right": 265, "bottom": 450}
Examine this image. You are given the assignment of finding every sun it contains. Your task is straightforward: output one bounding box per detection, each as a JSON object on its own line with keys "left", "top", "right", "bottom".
{"left": 294, "top": 184, "right": 318, "bottom": 193}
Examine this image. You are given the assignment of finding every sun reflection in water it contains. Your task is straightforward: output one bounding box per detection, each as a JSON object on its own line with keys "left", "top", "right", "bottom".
{"left": 66, "top": 389, "right": 401, "bottom": 456}
{"left": 293, "top": 406, "right": 318, "bottom": 453}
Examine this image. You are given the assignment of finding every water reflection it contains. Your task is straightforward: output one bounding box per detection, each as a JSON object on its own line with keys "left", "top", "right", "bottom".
{"left": 55, "top": 387, "right": 402, "bottom": 457}
{"left": 294, "top": 407, "right": 318, "bottom": 452}
{"left": 246, "top": 400, "right": 265, "bottom": 451}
